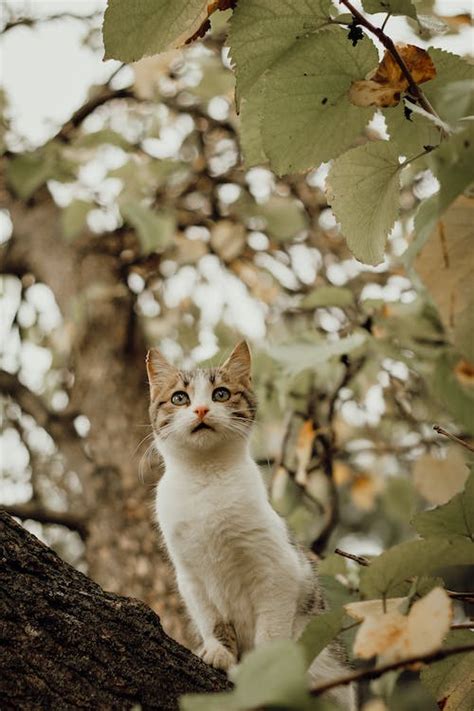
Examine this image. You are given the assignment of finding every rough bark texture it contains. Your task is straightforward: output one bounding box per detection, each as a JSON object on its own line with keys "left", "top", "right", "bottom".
{"left": 0, "top": 512, "right": 231, "bottom": 710}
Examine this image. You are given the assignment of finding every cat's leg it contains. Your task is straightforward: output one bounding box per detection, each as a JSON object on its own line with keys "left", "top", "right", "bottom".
{"left": 253, "top": 581, "right": 298, "bottom": 646}
{"left": 177, "top": 571, "right": 237, "bottom": 671}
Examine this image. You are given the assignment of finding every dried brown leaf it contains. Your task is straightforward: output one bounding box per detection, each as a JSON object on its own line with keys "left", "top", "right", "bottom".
{"left": 350, "top": 44, "right": 436, "bottom": 108}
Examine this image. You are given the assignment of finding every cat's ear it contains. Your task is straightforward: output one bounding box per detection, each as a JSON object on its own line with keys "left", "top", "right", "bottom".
{"left": 222, "top": 341, "right": 252, "bottom": 382}
{"left": 146, "top": 348, "right": 177, "bottom": 400}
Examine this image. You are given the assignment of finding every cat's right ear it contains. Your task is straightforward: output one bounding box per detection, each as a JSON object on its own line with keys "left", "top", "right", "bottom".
{"left": 146, "top": 348, "right": 176, "bottom": 400}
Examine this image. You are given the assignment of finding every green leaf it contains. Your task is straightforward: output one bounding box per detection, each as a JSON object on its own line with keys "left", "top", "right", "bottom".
{"left": 421, "top": 631, "right": 474, "bottom": 711}
{"left": 61, "top": 200, "right": 93, "bottom": 240}
{"left": 234, "top": 194, "right": 307, "bottom": 241}
{"left": 317, "top": 554, "right": 348, "bottom": 577}
{"left": 381, "top": 477, "right": 416, "bottom": 524}
{"left": 428, "top": 349, "right": 474, "bottom": 437}
{"left": 301, "top": 287, "right": 355, "bottom": 310}
{"left": 232, "top": 640, "right": 311, "bottom": 709}
{"left": 413, "top": 468, "right": 474, "bottom": 540}
{"left": 384, "top": 103, "right": 440, "bottom": 157}
{"left": 362, "top": 0, "right": 418, "bottom": 19}
{"left": 6, "top": 150, "right": 56, "bottom": 200}
{"left": 73, "top": 129, "right": 133, "bottom": 151}
{"left": 261, "top": 29, "right": 378, "bottom": 173}
{"left": 427, "top": 123, "right": 474, "bottom": 214}
{"left": 121, "top": 202, "right": 175, "bottom": 253}
{"left": 239, "top": 89, "right": 267, "bottom": 167}
{"left": 228, "top": 0, "right": 334, "bottom": 102}
{"left": 327, "top": 141, "right": 401, "bottom": 265}
{"left": 424, "top": 49, "right": 474, "bottom": 123}
{"left": 103, "top": 0, "right": 208, "bottom": 62}
{"left": 386, "top": 49, "right": 474, "bottom": 157}
{"left": 435, "top": 80, "right": 474, "bottom": 126}
{"left": 359, "top": 537, "right": 474, "bottom": 599}
{"left": 298, "top": 608, "right": 345, "bottom": 665}
{"left": 269, "top": 332, "right": 367, "bottom": 374}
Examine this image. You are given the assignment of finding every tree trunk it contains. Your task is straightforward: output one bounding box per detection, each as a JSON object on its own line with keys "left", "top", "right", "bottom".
{"left": 2, "top": 192, "right": 186, "bottom": 642}
{"left": 0, "top": 512, "right": 231, "bottom": 710}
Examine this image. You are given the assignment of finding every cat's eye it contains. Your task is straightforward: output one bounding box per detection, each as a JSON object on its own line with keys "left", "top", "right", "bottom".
{"left": 212, "top": 387, "right": 231, "bottom": 402}
{"left": 171, "top": 391, "right": 190, "bottom": 406}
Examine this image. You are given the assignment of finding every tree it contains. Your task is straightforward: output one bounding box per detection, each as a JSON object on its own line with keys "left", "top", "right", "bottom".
{"left": 1, "top": 2, "right": 473, "bottom": 709}
{"left": 0, "top": 511, "right": 231, "bottom": 710}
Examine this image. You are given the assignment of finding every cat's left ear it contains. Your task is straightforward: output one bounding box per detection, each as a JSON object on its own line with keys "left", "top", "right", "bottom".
{"left": 222, "top": 340, "right": 252, "bottom": 382}
{"left": 146, "top": 348, "right": 177, "bottom": 400}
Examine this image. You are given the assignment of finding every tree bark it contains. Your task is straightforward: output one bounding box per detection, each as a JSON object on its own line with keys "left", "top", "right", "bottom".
{"left": 0, "top": 512, "right": 231, "bottom": 710}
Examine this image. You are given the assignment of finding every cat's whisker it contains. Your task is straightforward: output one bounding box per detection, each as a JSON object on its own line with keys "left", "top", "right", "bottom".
{"left": 138, "top": 439, "right": 158, "bottom": 482}
{"left": 133, "top": 431, "right": 155, "bottom": 457}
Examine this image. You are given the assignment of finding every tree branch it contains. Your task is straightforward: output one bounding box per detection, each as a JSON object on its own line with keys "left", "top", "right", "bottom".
{"left": 0, "top": 512, "right": 231, "bottom": 708}
{"left": 56, "top": 85, "right": 133, "bottom": 143}
{"left": 1, "top": 12, "right": 102, "bottom": 34}
{"left": 339, "top": 0, "right": 442, "bottom": 123}
{"left": 1, "top": 503, "right": 88, "bottom": 538}
{"left": 433, "top": 425, "right": 474, "bottom": 453}
{"left": 335, "top": 548, "right": 370, "bottom": 566}
{"left": 0, "top": 370, "right": 77, "bottom": 440}
{"left": 310, "top": 644, "right": 474, "bottom": 696}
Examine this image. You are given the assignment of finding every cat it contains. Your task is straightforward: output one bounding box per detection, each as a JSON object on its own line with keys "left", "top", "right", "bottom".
{"left": 146, "top": 341, "right": 355, "bottom": 710}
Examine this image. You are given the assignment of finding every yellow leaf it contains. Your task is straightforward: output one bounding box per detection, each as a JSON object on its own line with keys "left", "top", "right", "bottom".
{"left": 415, "top": 196, "right": 474, "bottom": 361}
{"left": 295, "top": 420, "right": 315, "bottom": 486}
{"left": 333, "top": 461, "right": 353, "bottom": 487}
{"left": 362, "top": 700, "right": 389, "bottom": 711}
{"left": 350, "top": 44, "right": 436, "bottom": 108}
{"left": 351, "top": 472, "right": 384, "bottom": 511}
{"left": 454, "top": 359, "right": 474, "bottom": 388}
{"left": 414, "top": 446, "right": 468, "bottom": 505}
{"left": 345, "top": 598, "right": 406, "bottom": 621}
{"left": 351, "top": 588, "right": 452, "bottom": 663}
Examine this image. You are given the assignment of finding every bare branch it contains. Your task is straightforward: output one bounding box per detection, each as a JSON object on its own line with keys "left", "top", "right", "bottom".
{"left": 2, "top": 11, "right": 102, "bottom": 34}
{"left": 2, "top": 503, "right": 88, "bottom": 538}
{"left": 56, "top": 86, "right": 133, "bottom": 143}
{"left": 310, "top": 644, "right": 474, "bottom": 696}
{"left": 433, "top": 425, "right": 474, "bottom": 453}
{"left": 447, "top": 590, "right": 474, "bottom": 604}
{"left": 451, "top": 622, "right": 474, "bottom": 630}
{"left": 0, "top": 370, "right": 77, "bottom": 440}
{"left": 334, "top": 548, "right": 370, "bottom": 567}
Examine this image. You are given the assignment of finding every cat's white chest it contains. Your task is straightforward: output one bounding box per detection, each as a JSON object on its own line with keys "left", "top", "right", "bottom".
{"left": 156, "top": 467, "right": 248, "bottom": 560}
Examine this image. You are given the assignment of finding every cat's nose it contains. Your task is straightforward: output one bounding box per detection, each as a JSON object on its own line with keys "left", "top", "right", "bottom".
{"left": 194, "top": 406, "right": 209, "bottom": 420}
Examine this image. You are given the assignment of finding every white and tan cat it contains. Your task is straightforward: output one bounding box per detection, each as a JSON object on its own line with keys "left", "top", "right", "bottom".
{"left": 146, "top": 341, "right": 355, "bottom": 709}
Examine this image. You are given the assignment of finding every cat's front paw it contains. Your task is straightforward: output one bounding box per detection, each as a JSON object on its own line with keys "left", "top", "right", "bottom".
{"left": 199, "top": 639, "right": 237, "bottom": 671}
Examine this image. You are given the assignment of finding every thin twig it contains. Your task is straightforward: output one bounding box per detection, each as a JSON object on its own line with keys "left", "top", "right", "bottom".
{"left": 334, "top": 548, "right": 369, "bottom": 567}
{"left": 380, "top": 12, "right": 392, "bottom": 32}
{"left": 447, "top": 590, "right": 474, "bottom": 603}
{"left": 310, "top": 644, "right": 474, "bottom": 696}
{"left": 339, "top": 0, "right": 441, "bottom": 123}
{"left": 2, "top": 503, "right": 88, "bottom": 538}
{"left": 433, "top": 425, "right": 474, "bottom": 453}
{"left": 1, "top": 11, "right": 102, "bottom": 34}
{"left": 451, "top": 622, "right": 474, "bottom": 630}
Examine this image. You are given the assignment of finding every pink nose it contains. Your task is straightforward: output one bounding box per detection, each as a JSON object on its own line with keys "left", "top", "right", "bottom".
{"left": 194, "top": 406, "right": 209, "bottom": 421}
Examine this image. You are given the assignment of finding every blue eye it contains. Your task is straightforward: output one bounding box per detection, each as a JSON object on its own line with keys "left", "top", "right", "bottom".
{"left": 212, "top": 387, "right": 231, "bottom": 402}
{"left": 171, "top": 391, "right": 190, "bottom": 406}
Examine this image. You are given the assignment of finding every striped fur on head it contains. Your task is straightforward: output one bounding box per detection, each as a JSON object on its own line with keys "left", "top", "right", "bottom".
{"left": 146, "top": 341, "right": 257, "bottom": 449}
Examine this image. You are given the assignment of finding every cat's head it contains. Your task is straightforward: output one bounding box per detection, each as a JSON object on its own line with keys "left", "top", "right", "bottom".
{"left": 146, "top": 341, "right": 256, "bottom": 451}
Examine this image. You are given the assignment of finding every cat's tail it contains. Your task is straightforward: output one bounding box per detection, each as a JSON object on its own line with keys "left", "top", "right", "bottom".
{"left": 307, "top": 644, "right": 357, "bottom": 711}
